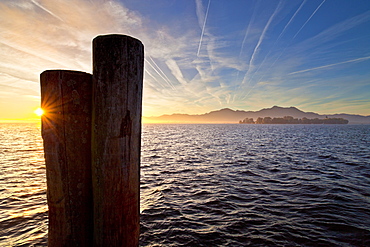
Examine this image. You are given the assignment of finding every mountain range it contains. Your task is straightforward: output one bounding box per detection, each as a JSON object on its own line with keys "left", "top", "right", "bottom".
{"left": 143, "top": 106, "right": 370, "bottom": 124}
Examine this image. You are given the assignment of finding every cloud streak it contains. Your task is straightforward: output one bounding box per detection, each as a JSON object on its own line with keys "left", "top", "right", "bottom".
{"left": 30, "top": 0, "right": 64, "bottom": 22}
{"left": 239, "top": 0, "right": 283, "bottom": 94}
{"left": 146, "top": 57, "right": 176, "bottom": 90}
{"left": 196, "top": 0, "right": 211, "bottom": 56}
{"left": 239, "top": 2, "right": 259, "bottom": 58}
{"left": 277, "top": 0, "right": 307, "bottom": 41}
{"left": 293, "top": 0, "right": 326, "bottom": 39}
{"left": 289, "top": 56, "right": 370, "bottom": 75}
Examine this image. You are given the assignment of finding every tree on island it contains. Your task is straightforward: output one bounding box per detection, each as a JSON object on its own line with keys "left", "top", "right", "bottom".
{"left": 239, "top": 118, "right": 254, "bottom": 124}
{"left": 239, "top": 116, "right": 349, "bottom": 124}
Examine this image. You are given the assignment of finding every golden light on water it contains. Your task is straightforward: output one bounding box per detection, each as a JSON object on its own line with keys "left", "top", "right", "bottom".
{"left": 34, "top": 108, "right": 44, "bottom": 117}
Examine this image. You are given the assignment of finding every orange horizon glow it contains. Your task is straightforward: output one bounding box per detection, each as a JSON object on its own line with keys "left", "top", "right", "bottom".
{"left": 0, "top": 117, "right": 229, "bottom": 124}
{"left": 141, "top": 117, "right": 236, "bottom": 124}
{"left": 0, "top": 119, "right": 41, "bottom": 123}
{"left": 0, "top": 108, "right": 44, "bottom": 123}
{"left": 0, "top": 108, "right": 239, "bottom": 124}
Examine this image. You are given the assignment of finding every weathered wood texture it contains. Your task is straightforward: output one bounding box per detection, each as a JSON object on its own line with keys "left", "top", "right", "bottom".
{"left": 92, "top": 35, "right": 144, "bottom": 246}
{"left": 41, "top": 70, "right": 93, "bottom": 247}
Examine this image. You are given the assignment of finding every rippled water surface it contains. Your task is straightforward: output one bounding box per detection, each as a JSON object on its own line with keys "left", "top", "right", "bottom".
{"left": 1, "top": 123, "right": 370, "bottom": 246}
{"left": 0, "top": 123, "right": 47, "bottom": 246}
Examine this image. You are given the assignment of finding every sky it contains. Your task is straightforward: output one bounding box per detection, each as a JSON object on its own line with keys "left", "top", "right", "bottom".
{"left": 0, "top": 0, "right": 369, "bottom": 121}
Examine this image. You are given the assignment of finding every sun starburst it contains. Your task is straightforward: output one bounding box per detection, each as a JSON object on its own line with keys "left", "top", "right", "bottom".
{"left": 34, "top": 108, "right": 44, "bottom": 117}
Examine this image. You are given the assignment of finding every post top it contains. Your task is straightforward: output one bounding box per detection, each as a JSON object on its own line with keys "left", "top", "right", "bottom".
{"left": 93, "top": 34, "right": 143, "bottom": 46}
{"left": 41, "top": 70, "right": 92, "bottom": 76}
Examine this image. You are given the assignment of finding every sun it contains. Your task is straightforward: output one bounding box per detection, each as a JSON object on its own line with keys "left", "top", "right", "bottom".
{"left": 34, "top": 108, "right": 44, "bottom": 117}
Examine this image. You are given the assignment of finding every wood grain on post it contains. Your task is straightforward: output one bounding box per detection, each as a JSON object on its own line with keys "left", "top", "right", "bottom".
{"left": 41, "top": 70, "right": 93, "bottom": 246}
{"left": 92, "top": 35, "right": 144, "bottom": 246}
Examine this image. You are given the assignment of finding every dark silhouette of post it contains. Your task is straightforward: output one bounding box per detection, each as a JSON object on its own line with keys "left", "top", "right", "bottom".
{"left": 41, "top": 70, "right": 93, "bottom": 246}
{"left": 92, "top": 35, "right": 144, "bottom": 246}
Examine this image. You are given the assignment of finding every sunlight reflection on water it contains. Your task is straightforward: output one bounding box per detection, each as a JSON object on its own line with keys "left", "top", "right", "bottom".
{"left": 0, "top": 123, "right": 48, "bottom": 246}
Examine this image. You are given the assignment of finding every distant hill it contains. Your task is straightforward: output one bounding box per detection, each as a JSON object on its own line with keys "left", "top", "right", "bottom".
{"left": 143, "top": 106, "right": 370, "bottom": 124}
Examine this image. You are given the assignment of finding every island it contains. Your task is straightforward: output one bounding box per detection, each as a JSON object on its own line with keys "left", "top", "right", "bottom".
{"left": 239, "top": 116, "right": 349, "bottom": 124}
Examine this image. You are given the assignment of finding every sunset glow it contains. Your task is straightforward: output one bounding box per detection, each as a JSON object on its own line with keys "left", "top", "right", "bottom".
{"left": 0, "top": 0, "right": 369, "bottom": 121}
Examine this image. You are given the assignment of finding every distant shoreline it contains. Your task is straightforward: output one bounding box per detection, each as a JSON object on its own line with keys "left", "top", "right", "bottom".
{"left": 144, "top": 106, "right": 369, "bottom": 124}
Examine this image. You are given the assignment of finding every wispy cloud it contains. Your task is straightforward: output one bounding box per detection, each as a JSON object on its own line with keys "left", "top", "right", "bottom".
{"left": 289, "top": 56, "right": 370, "bottom": 75}
{"left": 165, "top": 59, "right": 188, "bottom": 86}
{"left": 0, "top": 0, "right": 204, "bottom": 116}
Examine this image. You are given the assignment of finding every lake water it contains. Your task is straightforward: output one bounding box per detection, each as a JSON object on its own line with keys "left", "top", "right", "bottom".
{"left": 1, "top": 123, "right": 369, "bottom": 246}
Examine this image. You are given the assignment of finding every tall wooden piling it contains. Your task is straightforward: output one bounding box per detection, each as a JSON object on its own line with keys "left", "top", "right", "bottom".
{"left": 41, "top": 70, "right": 93, "bottom": 246}
{"left": 92, "top": 35, "right": 144, "bottom": 246}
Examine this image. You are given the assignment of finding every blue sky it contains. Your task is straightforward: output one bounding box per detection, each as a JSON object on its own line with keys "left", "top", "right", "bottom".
{"left": 0, "top": 0, "right": 369, "bottom": 120}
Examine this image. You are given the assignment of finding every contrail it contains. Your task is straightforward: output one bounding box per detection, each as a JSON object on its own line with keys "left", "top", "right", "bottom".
{"left": 239, "top": 3, "right": 259, "bottom": 57}
{"left": 247, "top": 1, "right": 306, "bottom": 83}
{"left": 241, "top": 0, "right": 282, "bottom": 86}
{"left": 146, "top": 58, "right": 175, "bottom": 90}
{"left": 289, "top": 56, "right": 370, "bottom": 75}
{"left": 276, "top": 0, "right": 307, "bottom": 42}
{"left": 236, "top": 1, "right": 282, "bottom": 101}
{"left": 241, "top": 83, "right": 258, "bottom": 101}
{"left": 248, "top": 1, "right": 282, "bottom": 69}
{"left": 144, "top": 69, "right": 167, "bottom": 89}
{"left": 197, "top": 0, "right": 211, "bottom": 56}
{"left": 148, "top": 56, "right": 174, "bottom": 88}
{"left": 240, "top": 1, "right": 304, "bottom": 91}
{"left": 145, "top": 57, "right": 176, "bottom": 90}
{"left": 258, "top": 0, "right": 306, "bottom": 77}
{"left": 31, "top": 0, "right": 64, "bottom": 22}
{"left": 293, "top": 0, "right": 326, "bottom": 39}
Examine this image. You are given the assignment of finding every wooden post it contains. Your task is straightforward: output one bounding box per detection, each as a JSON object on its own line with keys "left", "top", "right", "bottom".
{"left": 40, "top": 70, "right": 93, "bottom": 246}
{"left": 92, "top": 35, "right": 144, "bottom": 246}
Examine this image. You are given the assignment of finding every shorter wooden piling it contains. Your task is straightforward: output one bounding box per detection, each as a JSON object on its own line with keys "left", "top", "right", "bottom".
{"left": 41, "top": 70, "right": 93, "bottom": 247}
